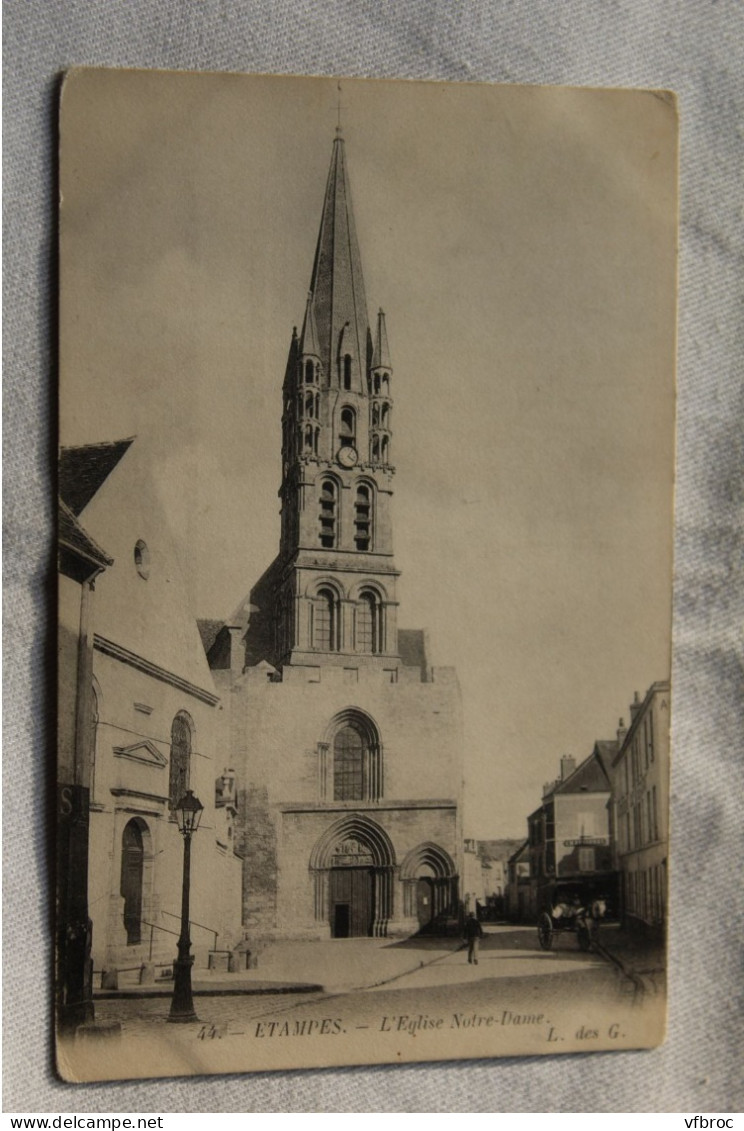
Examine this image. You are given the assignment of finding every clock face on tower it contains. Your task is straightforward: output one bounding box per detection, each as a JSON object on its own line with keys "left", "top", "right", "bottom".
{"left": 337, "top": 445, "right": 358, "bottom": 468}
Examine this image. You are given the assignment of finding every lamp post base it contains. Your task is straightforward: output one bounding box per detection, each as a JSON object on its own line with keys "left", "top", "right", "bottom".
{"left": 168, "top": 951, "right": 199, "bottom": 1024}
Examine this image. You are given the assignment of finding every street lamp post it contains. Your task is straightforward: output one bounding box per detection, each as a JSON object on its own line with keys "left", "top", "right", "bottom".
{"left": 168, "top": 789, "right": 204, "bottom": 1023}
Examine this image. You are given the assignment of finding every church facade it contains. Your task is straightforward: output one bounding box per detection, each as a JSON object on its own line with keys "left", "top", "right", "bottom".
{"left": 206, "top": 129, "right": 463, "bottom": 942}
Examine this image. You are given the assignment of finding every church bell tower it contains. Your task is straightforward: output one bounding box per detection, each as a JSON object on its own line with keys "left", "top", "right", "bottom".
{"left": 272, "top": 129, "right": 400, "bottom": 670}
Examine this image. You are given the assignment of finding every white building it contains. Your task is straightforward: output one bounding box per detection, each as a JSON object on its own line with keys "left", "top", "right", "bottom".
{"left": 59, "top": 438, "right": 242, "bottom": 983}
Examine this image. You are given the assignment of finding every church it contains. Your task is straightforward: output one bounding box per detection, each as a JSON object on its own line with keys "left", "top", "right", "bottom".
{"left": 203, "top": 127, "right": 464, "bottom": 941}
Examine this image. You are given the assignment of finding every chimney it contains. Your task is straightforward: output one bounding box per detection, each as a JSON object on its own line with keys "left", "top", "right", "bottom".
{"left": 227, "top": 625, "right": 246, "bottom": 677}
{"left": 629, "top": 690, "right": 642, "bottom": 721}
{"left": 617, "top": 717, "right": 628, "bottom": 745}
{"left": 560, "top": 755, "right": 576, "bottom": 781}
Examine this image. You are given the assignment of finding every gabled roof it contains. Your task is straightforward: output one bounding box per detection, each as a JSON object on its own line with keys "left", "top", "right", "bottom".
{"left": 507, "top": 839, "right": 530, "bottom": 864}
{"left": 591, "top": 740, "right": 619, "bottom": 781}
{"left": 553, "top": 744, "right": 615, "bottom": 795}
{"left": 307, "top": 133, "right": 369, "bottom": 382}
{"left": 59, "top": 438, "right": 134, "bottom": 515}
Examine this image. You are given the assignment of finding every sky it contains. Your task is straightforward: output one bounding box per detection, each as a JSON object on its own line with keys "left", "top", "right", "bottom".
{"left": 60, "top": 70, "right": 677, "bottom": 837}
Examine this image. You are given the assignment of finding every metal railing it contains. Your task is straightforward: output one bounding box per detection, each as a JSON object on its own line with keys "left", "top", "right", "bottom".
{"left": 160, "top": 909, "right": 219, "bottom": 953}
{"left": 142, "top": 918, "right": 181, "bottom": 962}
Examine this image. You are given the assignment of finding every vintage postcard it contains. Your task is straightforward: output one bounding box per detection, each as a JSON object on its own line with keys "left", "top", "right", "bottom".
{"left": 57, "top": 69, "right": 677, "bottom": 1082}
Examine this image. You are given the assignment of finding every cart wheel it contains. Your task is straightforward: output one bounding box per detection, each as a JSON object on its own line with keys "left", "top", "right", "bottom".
{"left": 577, "top": 923, "right": 592, "bottom": 952}
{"left": 537, "top": 913, "right": 554, "bottom": 950}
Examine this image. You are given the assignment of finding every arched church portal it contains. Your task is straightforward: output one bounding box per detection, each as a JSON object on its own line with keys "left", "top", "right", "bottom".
{"left": 310, "top": 815, "right": 395, "bottom": 938}
{"left": 400, "top": 843, "right": 458, "bottom": 932}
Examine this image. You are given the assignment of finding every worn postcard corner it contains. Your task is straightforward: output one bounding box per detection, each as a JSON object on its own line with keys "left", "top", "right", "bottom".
{"left": 56, "top": 69, "right": 676, "bottom": 1082}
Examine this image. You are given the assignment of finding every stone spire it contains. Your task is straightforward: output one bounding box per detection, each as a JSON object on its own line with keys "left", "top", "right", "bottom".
{"left": 307, "top": 132, "right": 370, "bottom": 390}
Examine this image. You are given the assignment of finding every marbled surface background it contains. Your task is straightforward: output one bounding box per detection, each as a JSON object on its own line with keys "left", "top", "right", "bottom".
{"left": 4, "top": 0, "right": 743, "bottom": 1113}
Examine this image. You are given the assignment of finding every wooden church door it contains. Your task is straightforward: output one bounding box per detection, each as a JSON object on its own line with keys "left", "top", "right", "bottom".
{"left": 329, "top": 868, "right": 374, "bottom": 937}
{"left": 120, "top": 820, "right": 144, "bottom": 945}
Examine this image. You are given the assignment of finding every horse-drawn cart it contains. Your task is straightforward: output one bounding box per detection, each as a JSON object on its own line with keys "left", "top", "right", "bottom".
{"left": 536, "top": 881, "right": 611, "bottom": 952}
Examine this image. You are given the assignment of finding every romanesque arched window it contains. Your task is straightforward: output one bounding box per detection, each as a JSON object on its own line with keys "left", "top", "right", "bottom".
{"left": 372, "top": 402, "right": 380, "bottom": 428}
{"left": 305, "top": 359, "right": 315, "bottom": 383}
{"left": 319, "top": 478, "right": 337, "bottom": 548}
{"left": 169, "top": 712, "right": 192, "bottom": 810}
{"left": 381, "top": 402, "right": 390, "bottom": 429}
{"left": 381, "top": 434, "right": 389, "bottom": 464}
{"left": 356, "top": 589, "right": 382, "bottom": 653}
{"left": 354, "top": 483, "right": 373, "bottom": 551}
{"left": 328, "top": 712, "right": 382, "bottom": 801}
{"left": 333, "top": 725, "right": 364, "bottom": 800}
{"left": 305, "top": 391, "right": 314, "bottom": 417}
{"left": 371, "top": 435, "right": 380, "bottom": 462}
{"left": 314, "top": 587, "right": 339, "bottom": 651}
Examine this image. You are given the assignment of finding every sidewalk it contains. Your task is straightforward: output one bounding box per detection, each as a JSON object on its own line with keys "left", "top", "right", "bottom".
{"left": 595, "top": 924, "right": 666, "bottom": 994}
{"left": 94, "top": 934, "right": 462, "bottom": 1000}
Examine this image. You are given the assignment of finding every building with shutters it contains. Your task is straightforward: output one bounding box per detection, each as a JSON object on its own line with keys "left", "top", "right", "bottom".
{"left": 203, "top": 127, "right": 464, "bottom": 941}
{"left": 609, "top": 682, "right": 670, "bottom": 934}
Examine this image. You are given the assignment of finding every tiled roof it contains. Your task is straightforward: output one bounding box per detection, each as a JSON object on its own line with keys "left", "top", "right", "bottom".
{"left": 58, "top": 498, "right": 112, "bottom": 569}
{"left": 554, "top": 746, "right": 614, "bottom": 794}
{"left": 196, "top": 618, "right": 225, "bottom": 654}
{"left": 592, "top": 740, "right": 619, "bottom": 780}
{"left": 59, "top": 438, "right": 134, "bottom": 515}
{"left": 398, "top": 628, "right": 428, "bottom": 672}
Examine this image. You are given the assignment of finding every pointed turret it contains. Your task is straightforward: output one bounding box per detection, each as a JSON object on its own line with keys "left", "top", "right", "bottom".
{"left": 307, "top": 132, "right": 369, "bottom": 390}
{"left": 372, "top": 308, "right": 392, "bottom": 371}
{"left": 282, "top": 326, "right": 299, "bottom": 393}
{"left": 299, "top": 292, "right": 321, "bottom": 361}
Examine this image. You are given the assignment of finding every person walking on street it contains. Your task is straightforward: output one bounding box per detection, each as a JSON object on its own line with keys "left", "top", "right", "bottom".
{"left": 464, "top": 911, "right": 484, "bottom": 964}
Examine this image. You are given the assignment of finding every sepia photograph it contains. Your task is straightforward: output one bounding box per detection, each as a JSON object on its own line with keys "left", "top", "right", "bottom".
{"left": 56, "top": 69, "right": 677, "bottom": 1083}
